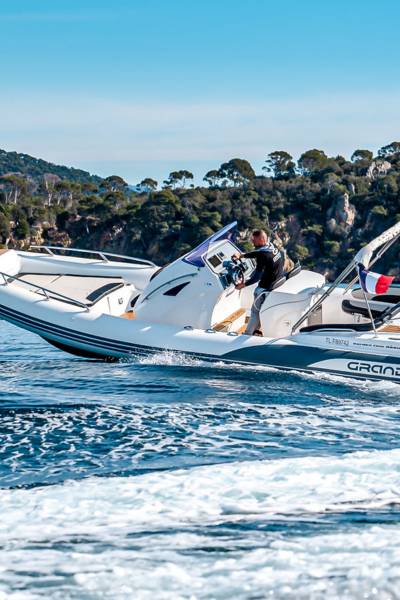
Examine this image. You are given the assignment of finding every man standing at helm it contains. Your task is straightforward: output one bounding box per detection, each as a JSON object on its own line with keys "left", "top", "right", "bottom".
{"left": 232, "top": 229, "right": 284, "bottom": 335}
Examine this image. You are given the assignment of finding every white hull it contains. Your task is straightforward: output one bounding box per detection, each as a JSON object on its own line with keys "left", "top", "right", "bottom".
{"left": 1, "top": 228, "right": 400, "bottom": 383}
{"left": 1, "top": 282, "right": 400, "bottom": 383}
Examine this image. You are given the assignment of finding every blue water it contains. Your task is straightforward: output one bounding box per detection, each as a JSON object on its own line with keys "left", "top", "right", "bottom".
{"left": 1, "top": 320, "right": 400, "bottom": 599}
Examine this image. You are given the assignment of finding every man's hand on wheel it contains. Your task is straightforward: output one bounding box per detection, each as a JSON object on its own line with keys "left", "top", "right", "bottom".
{"left": 231, "top": 252, "right": 242, "bottom": 261}
{"left": 235, "top": 282, "right": 245, "bottom": 290}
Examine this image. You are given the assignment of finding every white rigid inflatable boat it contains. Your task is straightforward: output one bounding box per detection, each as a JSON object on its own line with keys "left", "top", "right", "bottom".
{"left": 1, "top": 223, "right": 400, "bottom": 382}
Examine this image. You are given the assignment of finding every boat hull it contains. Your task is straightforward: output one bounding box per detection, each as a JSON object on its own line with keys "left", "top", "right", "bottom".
{"left": 1, "top": 299, "right": 400, "bottom": 383}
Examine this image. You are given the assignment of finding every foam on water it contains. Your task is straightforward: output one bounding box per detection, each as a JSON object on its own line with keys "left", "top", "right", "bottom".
{"left": 2, "top": 448, "right": 400, "bottom": 537}
{"left": 2, "top": 524, "right": 400, "bottom": 599}
{"left": 137, "top": 350, "right": 207, "bottom": 367}
{"left": 2, "top": 322, "right": 400, "bottom": 598}
{"left": 133, "top": 348, "right": 400, "bottom": 399}
{"left": 2, "top": 394, "right": 400, "bottom": 488}
{"left": 1, "top": 449, "right": 400, "bottom": 598}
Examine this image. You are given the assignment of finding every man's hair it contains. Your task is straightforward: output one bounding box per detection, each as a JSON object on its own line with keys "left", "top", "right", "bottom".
{"left": 252, "top": 229, "right": 268, "bottom": 240}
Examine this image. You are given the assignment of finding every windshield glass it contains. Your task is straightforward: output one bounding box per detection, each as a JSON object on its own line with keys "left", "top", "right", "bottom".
{"left": 182, "top": 222, "right": 237, "bottom": 268}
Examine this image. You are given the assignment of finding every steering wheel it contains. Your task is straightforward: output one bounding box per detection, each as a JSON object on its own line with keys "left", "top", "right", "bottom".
{"left": 230, "top": 257, "right": 246, "bottom": 286}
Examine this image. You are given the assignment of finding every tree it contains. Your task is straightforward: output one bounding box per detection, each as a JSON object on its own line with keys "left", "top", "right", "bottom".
{"left": 101, "top": 175, "right": 128, "bottom": 193}
{"left": 0, "top": 212, "right": 10, "bottom": 244}
{"left": 14, "top": 212, "right": 30, "bottom": 240}
{"left": 378, "top": 141, "right": 400, "bottom": 158}
{"left": 0, "top": 174, "right": 27, "bottom": 204}
{"left": 100, "top": 189, "right": 125, "bottom": 212}
{"left": 218, "top": 158, "right": 255, "bottom": 186}
{"left": 53, "top": 180, "right": 73, "bottom": 206}
{"left": 40, "top": 173, "right": 61, "bottom": 206}
{"left": 263, "top": 151, "right": 295, "bottom": 178}
{"left": 351, "top": 149, "right": 373, "bottom": 162}
{"left": 140, "top": 178, "right": 158, "bottom": 191}
{"left": 164, "top": 170, "right": 194, "bottom": 188}
{"left": 203, "top": 170, "right": 220, "bottom": 187}
{"left": 297, "top": 149, "right": 328, "bottom": 175}
{"left": 180, "top": 170, "right": 194, "bottom": 187}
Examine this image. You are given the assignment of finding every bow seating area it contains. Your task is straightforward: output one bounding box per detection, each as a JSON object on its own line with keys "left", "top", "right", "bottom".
{"left": 9, "top": 273, "right": 125, "bottom": 307}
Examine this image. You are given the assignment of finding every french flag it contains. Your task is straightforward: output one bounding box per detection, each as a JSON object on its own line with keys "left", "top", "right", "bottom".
{"left": 358, "top": 264, "right": 394, "bottom": 295}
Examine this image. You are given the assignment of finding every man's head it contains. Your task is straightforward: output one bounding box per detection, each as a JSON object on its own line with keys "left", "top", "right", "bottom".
{"left": 251, "top": 229, "right": 269, "bottom": 247}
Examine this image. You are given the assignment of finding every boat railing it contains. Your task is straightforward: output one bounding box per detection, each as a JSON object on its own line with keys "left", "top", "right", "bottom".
{"left": 29, "top": 245, "right": 156, "bottom": 267}
{"left": 0, "top": 271, "right": 90, "bottom": 311}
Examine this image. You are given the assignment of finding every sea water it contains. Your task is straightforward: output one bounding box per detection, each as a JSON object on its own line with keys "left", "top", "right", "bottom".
{"left": 1, "top": 321, "right": 400, "bottom": 599}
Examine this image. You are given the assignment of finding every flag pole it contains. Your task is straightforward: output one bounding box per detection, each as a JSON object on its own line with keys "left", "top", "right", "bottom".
{"left": 358, "top": 273, "right": 377, "bottom": 336}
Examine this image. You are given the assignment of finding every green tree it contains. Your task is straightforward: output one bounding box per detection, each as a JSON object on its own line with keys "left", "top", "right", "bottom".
{"left": 0, "top": 174, "right": 27, "bottom": 204}
{"left": 140, "top": 178, "right": 158, "bottom": 190}
{"left": 292, "top": 244, "right": 309, "bottom": 261}
{"left": 101, "top": 175, "right": 128, "bottom": 193}
{"left": 371, "top": 205, "right": 388, "bottom": 216}
{"left": 180, "top": 170, "right": 194, "bottom": 187}
{"left": 324, "top": 240, "right": 341, "bottom": 256}
{"left": 297, "top": 149, "right": 328, "bottom": 175}
{"left": 53, "top": 180, "right": 73, "bottom": 206}
{"left": 0, "top": 212, "right": 10, "bottom": 243}
{"left": 203, "top": 170, "right": 220, "bottom": 187}
{"left": 351, "top": 149, "right": 373, "bottom": 162}
{"left": 263, "top": 151, "right": 296, "bottom": 178}
{"left": 378, "top": 141, "right": 400, "bottom": 158}
{"left": 14, "top": 213, "right": 30, "bottom": 239}
{"left": 218, "top": 158, "right": 255, "bottom": 186}
{"left": 164, "top": 170, "right": 194, "bottom": 188}
{"left": 40, "top": 173, "right": 61, "bottom": 206}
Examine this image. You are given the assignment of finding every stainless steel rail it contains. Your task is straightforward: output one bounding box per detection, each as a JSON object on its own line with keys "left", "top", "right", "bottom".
{"left": 29, "top": 245, "right": 156, "bottom": 267}
{"left": 0, "top": 271, "right": 89, "bottom": 311}
{"left": 292, "top": 230, "right": 400, "bottom": 334}
{"left": 343, "top": 233, "right": 400, "bottom": 294}
{"left": 291, "top": 262, "right": 355, "bottom": 334}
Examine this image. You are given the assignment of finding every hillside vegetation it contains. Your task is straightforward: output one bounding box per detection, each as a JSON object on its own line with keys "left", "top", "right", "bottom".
{"left": 0, "top": 144, "right": 399, "bottom": 277}
{"left": 0, "top": 149, "right": 101, "bottom": 185}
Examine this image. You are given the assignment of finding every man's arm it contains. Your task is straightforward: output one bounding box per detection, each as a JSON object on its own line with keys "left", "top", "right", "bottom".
{"left": 244, "top": 269, "right": 261, "bottom": 287}
{"left": 244, "top": 251, "right": 275, "bottom": 287}
{"left": 241, "top": 250, "right": 260, "bottom": 260}
{"left": 231, "top": 251, "right": 260, "bottom": 287}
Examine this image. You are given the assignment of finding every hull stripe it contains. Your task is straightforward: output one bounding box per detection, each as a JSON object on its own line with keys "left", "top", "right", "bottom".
{"left": 0, "top": 304, "right": 145, "bottom": 354}
{"left": 0, "top": 303, "right": 215, "bottom": 359}
{"left": 1, "top": 302, "right": 400, "bottom": 381}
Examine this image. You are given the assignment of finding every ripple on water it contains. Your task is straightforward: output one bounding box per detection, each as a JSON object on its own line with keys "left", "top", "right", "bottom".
{"left": 1, "top": 449, "right": 400, "bottom": 598}
{"left": 1, "top": 322, "right": 400, "bottom": 598}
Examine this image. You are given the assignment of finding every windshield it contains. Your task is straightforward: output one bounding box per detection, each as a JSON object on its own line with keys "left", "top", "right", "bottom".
{"left": 182, "top": 222, "right": 237, "bottom": 268}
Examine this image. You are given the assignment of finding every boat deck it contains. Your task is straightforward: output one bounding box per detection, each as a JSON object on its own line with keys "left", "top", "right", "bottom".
{"left": 10, "top": 273, "right": 124, "bottom": 306}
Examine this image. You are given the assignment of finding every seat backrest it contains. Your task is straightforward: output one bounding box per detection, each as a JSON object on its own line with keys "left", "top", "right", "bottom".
{"left": 271, "top": 276, "right": 287, "bottom": 290}
{"left": 286, "top": 262, "right": 301, "bottom": 279}
{"left": 341, "top": 299, "right": 381, "bottom": 319}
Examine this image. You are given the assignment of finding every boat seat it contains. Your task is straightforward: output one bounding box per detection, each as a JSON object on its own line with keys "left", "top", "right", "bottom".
{"left": 302, "top": 297, "right": 399, "bottom": 333}
{"left": 12, "top": 273, "right": 125, "bottom": 306}
{"left": 269, "top": 263, "right": 302, "bottom": 291}
{"left": 351, "top": 288, "right": 400, "bottom": 304}
{"left": 286, "top": 262, "right": 301, "bottom": 279}
{"left": 300, "top": 322, "right": 375, "bottom": 333}
{"left": 342, "top": 299, "right": 383, "bottom": 320}
{"left": 370, "top": 294, "right": 400, "bottom": 304}
{"left": 86, "top": 281, "right": 124, "bottom": 303}
{"left": 271, "top": 276, "right": 287, "bottom": 290}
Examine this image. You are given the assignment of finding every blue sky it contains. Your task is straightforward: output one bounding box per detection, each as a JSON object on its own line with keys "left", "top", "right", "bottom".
{"left": 1, "top": 0, "right": 400, "bottom": 184}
